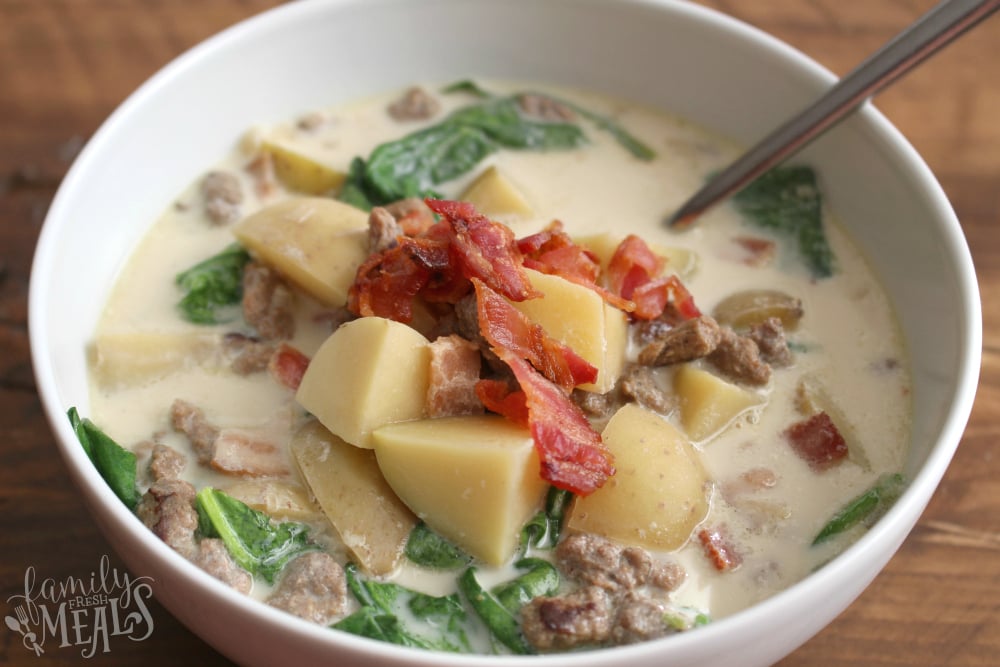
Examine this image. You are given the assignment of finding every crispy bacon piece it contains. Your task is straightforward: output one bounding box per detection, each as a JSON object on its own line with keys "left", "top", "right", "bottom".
{"left": 398, "top": 231, "right": 470, "bottom": 304}
{"left": 499, "top": 350, "right": 614, "bottom": 495}
{"left": 518, "top": 221, "right": 601, "bottom": 284}
{"left": 783, "top": 411, "right": 848, "bottom": 471}
{"left": 474, "top": 279, "right": 597, "bottom": 391}
{"left": 348, "top": 240, "right": 431, "bottom": 321}
{"left": 475, "top": 379, "right": 529, "bottom": 425}
{"left": 661, "top": 274, "right": 701, "bottom": 320}
{"left": 518, "top": 222, "right": 634, "bottom": 313}
{"left": 698, "top": 525, "right": 742, "bottom": 572}
{"left": 605, "top": 235, "right": 701, "bottom": 320}
{"left": 426, "top": 199, "right": 540, "bottom": 302}
{"left": 269, "top": 343, "right": 310, "bottom": 391}
{"left": 607, "top": 235, "right": 663, "bottom": 296}
{"left": 349, "top": 199, "right": 542, "bottom": 321}
{"left": 470, "top": 277, "right": 611, "bottom": 495}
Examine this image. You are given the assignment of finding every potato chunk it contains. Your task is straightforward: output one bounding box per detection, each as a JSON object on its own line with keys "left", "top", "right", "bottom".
{"left": 88, "top": 332, "right": 221, "bottom": 389}
{"left": 262, "top": 141, "right": 346, "bottom": 195}
{"left": 713, "top": 289, "right": 803, "bottom": 331}
{"left": 291, "top": 420, "right": 416, "bottom": 575}
{"left": 233, "top": 197, "right": 368, "bottom": 306}
{"left": 371, "top": 415, "right": 549, "bottom": 566}
{"left": 509, "top": 268, "right": 627, "bottom": 393}
{"left": 567, "top": 403, "right": 708, "bottom": 550}
{"left": 674, "top": 364, "right": 764, "bottom": 442}
{"left": 222, "top": 479, "right": 322, "bottom": 522}
{"left": 295, "top": 317, "right": 431, "bottom": 448}
{"left": 459, "top": 165, "right": 533, "bottom": 219}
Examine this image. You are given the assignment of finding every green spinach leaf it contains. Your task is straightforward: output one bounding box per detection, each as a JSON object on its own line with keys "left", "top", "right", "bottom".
{"left": 732, "top": 165, "right": 835, "bottom": 278}
{"left": 334, "top": 607, "right": 434, "bottom": 649}
{"left": 175, "top": 243, "right": 250, "bottom": 324}
{"left": 459, "top": 557, "right": 560, "bottom": 654}
{"left": 195, "top": 487, "right": 317, "bottom": 583}
{"left": 813, "top": 473, "right": 906, "bottom": 545}
{"left": 520, "top": 486, "right": 573, "bottom": 553}
{"left": 490, "top": 558, "right": 559, "bottom": 615}
{"left": 337, "top": 157, "right": 378, "bottom": 211}
{"left": 339, "top": 81, "right": 654, "bottom": 209}
{"left": 405, "top": 522, "right": 472, "bottom": 570}
{"left": 446, "top": 80, "right": 656, "bottom": 160}
{"left": 339, "top": 563, "right": 472, "bottom": 652}
{"left": 67, "top": 407, "right": 140, "bottom": 511}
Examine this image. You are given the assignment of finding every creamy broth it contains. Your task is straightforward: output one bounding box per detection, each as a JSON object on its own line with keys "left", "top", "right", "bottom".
{"left": 87, "top": 82, "right": 910, "bottom": 652}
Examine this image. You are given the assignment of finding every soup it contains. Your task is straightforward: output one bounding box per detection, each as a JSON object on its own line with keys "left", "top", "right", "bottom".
{"left": 79, "top": 81, "right": 910, "bottom": 654}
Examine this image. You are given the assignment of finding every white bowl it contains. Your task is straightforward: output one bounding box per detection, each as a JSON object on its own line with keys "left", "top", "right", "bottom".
{"left": 29, "top": 0, "right": 981, "bottom": 665}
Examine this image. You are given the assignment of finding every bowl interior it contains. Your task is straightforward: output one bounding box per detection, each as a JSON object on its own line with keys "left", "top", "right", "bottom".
{"left": 29, "top": 1, "right": 980, "bottom": 666}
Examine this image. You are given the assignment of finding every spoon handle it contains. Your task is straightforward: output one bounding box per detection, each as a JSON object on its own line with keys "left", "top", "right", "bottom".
{"left": 667, "top": 0, "right": 1000, "bottom": 229}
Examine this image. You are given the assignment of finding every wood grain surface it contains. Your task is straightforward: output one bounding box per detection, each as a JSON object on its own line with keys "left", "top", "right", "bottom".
{"left": 1, "top": 1, "right": 997, "bottom": 665}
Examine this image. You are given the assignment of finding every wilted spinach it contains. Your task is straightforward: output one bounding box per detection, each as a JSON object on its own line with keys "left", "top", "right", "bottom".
{"left": 405, "top": 522, "right": 472, "bottom": 570}
{"left": 339, "top": 80, "right": 655, "bottom": 210}
{"left": 195, "top": 487, "right": 317, "bottom": 583}
{"left": 459, "top": 558, "right": 559, "bottom": 654}
{"left": 175, "top": 243, "right": 250, "bottom": 324}
{"left": 813, "top": 473, "right": 906, "bottom": 545}
{"left": 335, "top": 563, "right": 473, "bottom": 652}
{"left": 732, "top": 165, "right": 835, "bottom": 278}
{"left": 67, "top": 407, "right": 141, "bottom": 511}
{"left": 519, "top": 486, "right": 573, "bottom": 553}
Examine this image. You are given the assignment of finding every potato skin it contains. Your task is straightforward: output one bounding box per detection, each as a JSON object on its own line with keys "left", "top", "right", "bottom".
{"left": 295, "top": 316, "right": 431, "bottom": 449}
{"left": 674, "top": 363, "right": 764, "bottom": 442}
{"left": 290, "top": 421, "right": 416, "bottom": 576}
{"left": 372, "top": 415, "right": 548, "bottom": 566}
{"left": 567, "top": 403, "right": 709, "bottom": 551}
{"left": 233, "top": 197, "right": 369, "bottom": 306}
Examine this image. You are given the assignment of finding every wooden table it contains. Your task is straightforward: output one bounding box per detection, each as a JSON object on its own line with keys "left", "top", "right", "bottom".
{"left": 1, "top": 1, "right": 997, "bottom": 665}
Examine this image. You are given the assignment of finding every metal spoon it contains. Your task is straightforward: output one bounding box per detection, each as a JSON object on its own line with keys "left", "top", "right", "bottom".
{"left": 667, "top": 0, "right": 1000, "bottom": 229}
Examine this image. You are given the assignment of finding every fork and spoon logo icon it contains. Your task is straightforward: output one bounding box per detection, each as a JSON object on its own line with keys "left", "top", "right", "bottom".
{"left": 4, "top": 605, "right": 44, "bottom": 656}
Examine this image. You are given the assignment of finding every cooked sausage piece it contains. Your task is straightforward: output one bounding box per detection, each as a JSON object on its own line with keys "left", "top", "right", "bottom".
{"left": 555, "top": 533, "right": 683, "bottom": 595}
{"left": 148, "top": 443, "right": 187, "bottom": 482}
{"left": 242, "top": 261, "right": 295, "bottom": 341}
{"left": 223, "top": 332, "right": 277, "bottom": 375}
{"left": 201, "top": 170, "right": 243, "bottom": 225}
{"left": 135, "top": 478, "right": 199, "bottom": 559}
{"left": 619, "top": 365, "right": 673, "bottom": 414}
{"left": 637, "top": 315, "right": 722, "bottom": 366}
{"left": 170, "top": 399, "right": 219, "bottom": 465}
{"left": 708, "top": 327, "right": 771, "bottom": 386}
{"left": 748, "top": 316, "right": 793, "bottom": 367}
{"left": 266, "top": 552, "right": 348, "bottom": 624}
{"left": 387, "top": 86, "right": 440, "bottom": 121}
{"left": 572, "top": 388, "right": 617, "bottom": 420}
{"left": 194, "top": 538, "right": 253, "bottom": 594}
{"left": 520, "top": 586, "right": 612, "bottom": 651}
{"left": 367, "top": 206, "right": 403, "bottom": 254}
{"left": 610, "top": 594, "right": 672, "bottom": 645}
{"left": 523, "top": 533, "right": 688, "bottom": 651}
